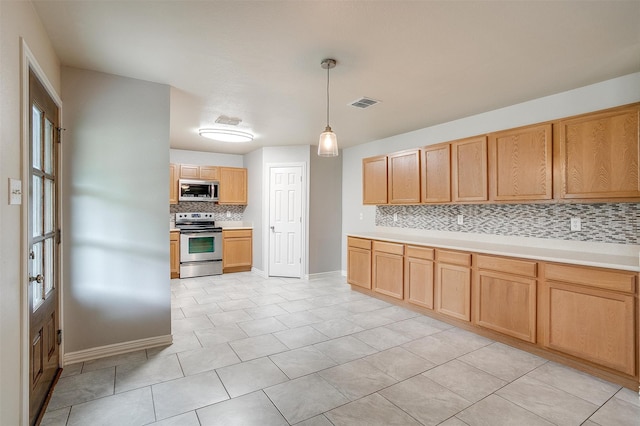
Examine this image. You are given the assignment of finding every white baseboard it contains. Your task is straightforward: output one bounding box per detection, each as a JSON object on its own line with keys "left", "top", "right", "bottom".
{"left": 63, "top": 334, "right": 173, "bottom": 366}
{"left": 308, "top": 270, "right": 343, "bottom": 280}
{"left": 251, "top": 267, "right": 266, "bottom": 277}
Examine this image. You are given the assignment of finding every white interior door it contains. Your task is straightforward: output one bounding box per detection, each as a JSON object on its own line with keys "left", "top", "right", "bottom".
{"left": 269, "top": 166, "right": 303, "bottom": 277}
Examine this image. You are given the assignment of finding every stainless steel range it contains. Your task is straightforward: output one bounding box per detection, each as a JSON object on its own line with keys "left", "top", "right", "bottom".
{"left": 175, "top": 212, "right": 223, "bottom": 277}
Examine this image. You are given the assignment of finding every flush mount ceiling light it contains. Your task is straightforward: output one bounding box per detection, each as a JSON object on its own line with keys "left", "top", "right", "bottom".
{"left": 198, "top": 128, "right": 254, "bottom": 143}
{"left": 318, "top": 58, "right": 339, "bottom": 157}
{"left": 199, "top": 115, "right": 253, "bottom": 142}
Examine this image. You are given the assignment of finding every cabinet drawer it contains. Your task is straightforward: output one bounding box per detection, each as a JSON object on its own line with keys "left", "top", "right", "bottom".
{"left": 545, "top": 263, "right": 636, "bottom": 294}
{"left": 348, "top": 237, "right": 371, "bottom": 250}
{"left": 476, "top": 255, "right": 537, "bottom": 277}
{"left": 223, "top": 229, "right": 252, "bottom": 238}
{"left": 436, "top": 250, "right": 471, "bottom": 266}
{"left": 170, "top": 231, "right": 179, "bottom": 241}
{"left": 373, "top": 241, "right": 404, "bottom": 256}
{"left": 405, "top": 245, "right": 434, "bottom": 260}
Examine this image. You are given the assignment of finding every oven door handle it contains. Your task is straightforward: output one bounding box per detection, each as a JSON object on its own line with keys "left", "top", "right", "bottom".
{"left": 179, "top": 230, "right": 221, "bottom": 235}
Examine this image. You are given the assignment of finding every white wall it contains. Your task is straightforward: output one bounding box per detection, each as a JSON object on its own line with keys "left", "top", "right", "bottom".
{"left": 309, "top": 148, "right": 342, "bottom": 274}
{"left": 0, "top": 1, "right": 61, "bottom": 424}
{"left": 170, "top": 148, "right": 243, "bottom": 167}
{"left": 341, "top": 73, "right": 640, "bottom": 271}
{"left": 243, "top": 148, "right": 264, "bottom": 271}
{"left": 61, "top": 67, "right": 171, "bottom": 353}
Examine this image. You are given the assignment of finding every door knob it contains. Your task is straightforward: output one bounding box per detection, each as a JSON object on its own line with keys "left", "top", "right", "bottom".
{"left": 29, "top": 274, "right": 44, "bottom": 284}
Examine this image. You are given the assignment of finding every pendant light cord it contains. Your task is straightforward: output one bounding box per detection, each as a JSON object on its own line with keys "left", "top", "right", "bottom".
{"left": 326, "top": 65, "right": 330, "bottom": 128}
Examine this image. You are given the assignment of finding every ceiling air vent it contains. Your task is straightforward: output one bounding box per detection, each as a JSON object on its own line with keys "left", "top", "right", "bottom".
{"left": 349, "top": 97, "right": 380, "bottom": 109}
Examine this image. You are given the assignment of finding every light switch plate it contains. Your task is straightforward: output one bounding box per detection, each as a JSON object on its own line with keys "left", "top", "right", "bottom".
{"left": 393, "top": 212, "right": 398, "bottom": 222}
{"left": 9, "top": 179, "right": 22, "bottom": 205}
{"left": 457, "top": 214, "right": 464, "bottom": 225}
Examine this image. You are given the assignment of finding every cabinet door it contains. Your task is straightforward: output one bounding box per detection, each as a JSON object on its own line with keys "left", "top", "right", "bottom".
{"left": 373, "top": 251, "right": 404, "bottom": 299}
{"left": 169, "top": 163, "right": 178, "bottom": 205}
{"left": 347, "top": 247, "right": 371, "bottom": 289}
{"left": 451, "top": 136, "right": 488, "bottom": 202}
{"left": 557, "top": 105, "right": 640, "bottom": 199}
{"left": 223, "top": 235, "right": 252, "bottom": 271}
{"left": 179, "top": 164, "right": 200, "bottom": 179}
{"left": 421, "top": 144, "right": 451, "bottom": 203}
{"left": 474, "top": 270, "right": 536, "bottom": 342}
{"left": 405, "top": 256, "right": 434, "bottom": 309}
{"left": 219, "top": 167, "right": 248, "bottom": 204}
{"left": 435, "top": 263, "right": 471, "bottom": 321}
{"left": 199, "top": 166, "right": 219, "bottom": 180}
{"left": 542, "top": 281, "right": 635, "bottom": 376}
{"left": 170, "top": 232, "right": 179, "bottom": 278}
{"left": 363, "top": 156, "right": 388, "bottom": 204}
{"left": 388, "top": 149, "right": 421, "bottom": 204}
{"left": 489, "top": 124, "right": 552, "bottom": 201}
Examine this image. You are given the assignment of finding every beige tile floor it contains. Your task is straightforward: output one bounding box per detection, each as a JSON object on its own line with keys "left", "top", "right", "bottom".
{"left": 42, "top": 272, "right": 640, "bottom": 425}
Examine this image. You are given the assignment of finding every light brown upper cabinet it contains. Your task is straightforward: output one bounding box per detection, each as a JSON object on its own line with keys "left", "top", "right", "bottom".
{"left": 363, "top": 155, "right": 388, "bottom": 204}
{"left": 219, "top": 167, "right": 248, "bottom": 205}
{"left": 451, "top": 136, "right": 488, "bottom": 202}
{"left": 169, "top": 163, "right": 178, "bottom": 205}
{"left": 489, "top": 124, "right": 553, "bottom": 201}
{"left": 421, "top": 143, "right": 451, "bottom": 203}
{"left": 179, "top": 164, "right": 219, "bottom": 180}
{"left": 388, "top": 149, "right": 421, "bottom": 204}
{"left": 556, "top": 104, "right": 640, "bottom": 200}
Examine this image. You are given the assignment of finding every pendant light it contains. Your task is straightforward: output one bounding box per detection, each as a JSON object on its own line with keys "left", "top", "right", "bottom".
{"left": 318, "top": 58, "right": 339, "bottom": 157}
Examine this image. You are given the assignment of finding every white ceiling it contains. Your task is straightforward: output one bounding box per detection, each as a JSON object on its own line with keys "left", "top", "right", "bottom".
{"left": 32, "top": 1, "right": 640, "bottom": 155}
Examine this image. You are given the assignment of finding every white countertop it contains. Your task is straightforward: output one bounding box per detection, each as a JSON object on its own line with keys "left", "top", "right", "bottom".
{"left": 348, "top": 228, "right": 640, "bottom": 272}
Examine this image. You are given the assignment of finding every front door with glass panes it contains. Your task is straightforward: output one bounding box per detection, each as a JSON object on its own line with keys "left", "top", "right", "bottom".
{"left": 28, "top": 69, "right": 60, "bottom": 426}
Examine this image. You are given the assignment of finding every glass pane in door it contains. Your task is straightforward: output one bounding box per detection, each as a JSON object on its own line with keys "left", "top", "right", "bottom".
{"left": 44, "top": 118, "right": 54, "bottom": 174}
{"left": 32, "top": 106, "right": 42, "bottom": 170}
{"left": 32, "top": 242, "right": 43, "bottom": 311}
{"left": 44, "top": 238, "right": 54, "bottom": 295}
{"left": 33, "top": 176, "right": 42, "bottom": 237}
{"left": 44, "top": 178, "right": 54, "bottom": 233}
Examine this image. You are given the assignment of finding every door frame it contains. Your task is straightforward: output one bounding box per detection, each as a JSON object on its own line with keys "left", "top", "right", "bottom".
{"left": 20, "top": 38, "right": 64, "bottom": 425}
{"left": 263, "top": 162, "right": 307, "bottom": 278}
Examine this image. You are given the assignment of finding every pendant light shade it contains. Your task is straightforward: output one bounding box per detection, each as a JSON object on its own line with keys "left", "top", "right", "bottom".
{"left": 318, "top": 126, "right": 338, "bottom": 157}
{"left": 318, "top": 58, "right": 339, "bottom": 157}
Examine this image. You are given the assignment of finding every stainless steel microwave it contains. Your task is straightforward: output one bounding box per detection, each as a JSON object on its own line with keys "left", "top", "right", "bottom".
{"left": 178, "top": 179, "right": 219, "bottom": 202}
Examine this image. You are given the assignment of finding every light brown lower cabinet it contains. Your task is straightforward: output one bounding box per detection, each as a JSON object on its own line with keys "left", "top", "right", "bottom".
{"left": 373, "top": 241, "right": 404, "bottom": 299}
{"left": 347, "top": 237, "right": 372, "bottom": 289}
{"left": 474, "top": 255, "right": 537, "bottom": 343}
{"left": 541, "top": 264, "right": 636, "bottom": 376}
{"left": 345, "top": 235, "right": 639, "bottom": 388}
{"left": 435, "top": 250, "right": 471, "bottom": 321}
{"left": 222, "top": 229, "right": 252, "bottom": 273}
{"left": 170, "top": 231, "right": 179, "bottom": 278}
{"left": 404, "top": 245, "right": 434, "bottom": 309}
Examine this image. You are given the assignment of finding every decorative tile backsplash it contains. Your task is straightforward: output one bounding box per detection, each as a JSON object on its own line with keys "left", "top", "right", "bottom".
{"left": 170, "top": 202, "right": 245, "bottom": 221}
{"left": 376, "top": 203, "right": 639, "bottom": 245}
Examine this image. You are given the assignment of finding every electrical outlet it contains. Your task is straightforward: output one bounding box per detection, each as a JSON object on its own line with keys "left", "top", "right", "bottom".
{"left": 570, "top": 217, "right": 581, "bottom": 231}
{"left": 226, "top": 211, "right": 231, "bottom": 218}
{"left": 359, "top": 212, "right": 363, "bottom": 220}
{"left": 393, "top": 212, "right": 398, "bottom": 222}
{"left": 457, "top": 214, "right": 464, "bottom": 225}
